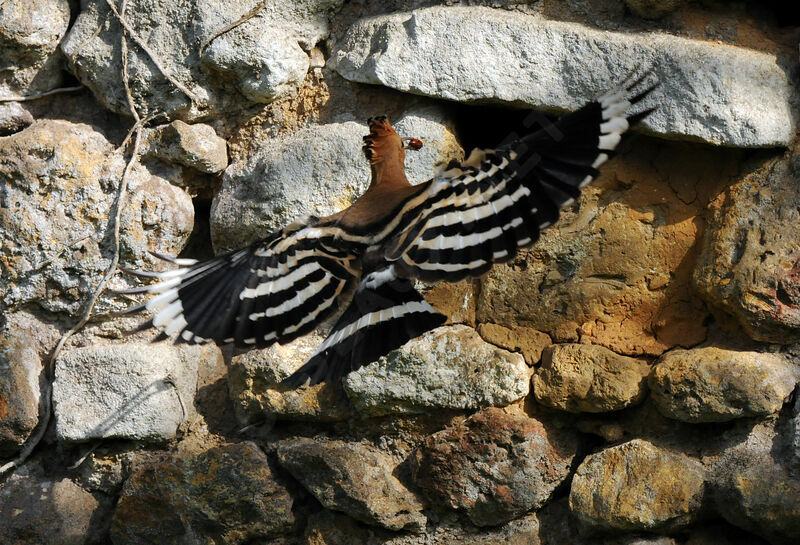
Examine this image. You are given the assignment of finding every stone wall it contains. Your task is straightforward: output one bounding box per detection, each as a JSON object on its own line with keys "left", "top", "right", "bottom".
{"left": 1, "top": 1, "right": 799, "bottom": 544}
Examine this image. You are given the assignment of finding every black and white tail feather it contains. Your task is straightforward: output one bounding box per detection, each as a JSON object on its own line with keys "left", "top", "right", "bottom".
{"left": 115, "top": 73, "right": 657, "bottom": 387}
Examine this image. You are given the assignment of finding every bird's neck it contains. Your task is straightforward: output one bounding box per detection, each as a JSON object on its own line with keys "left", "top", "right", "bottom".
{"left": 369, "top": 155, "right": 410, "bottom": 190}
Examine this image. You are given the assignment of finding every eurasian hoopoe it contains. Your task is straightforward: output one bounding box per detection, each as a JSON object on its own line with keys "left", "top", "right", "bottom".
{"left": 117, "top": 73, "right": 657, "bottom": 387}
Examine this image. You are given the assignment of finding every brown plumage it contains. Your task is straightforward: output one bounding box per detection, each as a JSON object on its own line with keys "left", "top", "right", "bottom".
{"left": 330, "top": 116, "right": 429, "bottom": 229}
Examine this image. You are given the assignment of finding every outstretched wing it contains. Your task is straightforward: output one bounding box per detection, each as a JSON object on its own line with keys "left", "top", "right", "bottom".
{"left": 385, "top": 76, "right": 656, "bottom": 282}
{"left": 118, "top": 220, "right": 362, "bottom": 348}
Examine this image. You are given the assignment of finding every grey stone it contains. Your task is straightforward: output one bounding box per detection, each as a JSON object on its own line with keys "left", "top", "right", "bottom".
{"left": 0, "top": 461, "right": 111, "bottom": 545}
{"left": 111, "top": 442, "right": 295, "bottom": 544}
{"left": 694, "top": 144, "right": 800, "bottom": 343}
{"left": 142, "top": 120, "right": 228, "bottom": 174}
{"left": 211, "top": 121, "right": 369, "bottom": 252}
{"left": 711, "top": 418, "right": 800, "bottom": 545}
{"left": 211, "top": 112, "right": 461, "bottom": 252}
{"left": 0, "top": 102, "right": 33, "bottom": 136}
{"left": 343, "top": 325, "right": 530, "bottom": 417}
{"left": 52, "top": 343, "right": 222, "bottom": 443}
{"left": 228, "top": 331, "right": 353, "bottom": 423}
{"left": 533, "top": 343, "right": 651, "bottom": 413}
{"left": 649, "top": 347, "right": 799, "bottom": 423}
{"left": 277, "top": 437, "right": 426, "bottom": 532}
{"left": 331, "top": 6, "right": 794, "bottom": 147}
{"left": 570, "top": 439, "right": 707, "bottom": 532}
{"left": 0, "top": 119, "right": 194, "bottom": 316}
{"left": 0, "top": 0, "right": 70, "bottom": 97}
{"left": 410, "top": 407, "right": 578, "bottom": 526}
{"left": 73, "top": 448, "right": 133, "bottom": 496}
{"left": 391, "top": 106, "right": 464, "bottom": 185}
{"left": 61, "top": 0, "right": 345, "bottom": 121}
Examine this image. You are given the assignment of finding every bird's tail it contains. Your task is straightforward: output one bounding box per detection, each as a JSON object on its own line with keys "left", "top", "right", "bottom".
{"left": 280, "top": 265, "right": 446, "bottom": 387}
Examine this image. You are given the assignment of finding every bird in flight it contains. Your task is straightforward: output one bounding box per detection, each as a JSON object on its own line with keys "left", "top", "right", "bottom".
{"left": 117, "top": 73, "right": 656, "bottom": 388}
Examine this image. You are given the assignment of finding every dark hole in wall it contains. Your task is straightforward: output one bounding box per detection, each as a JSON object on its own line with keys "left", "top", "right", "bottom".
{"left": 745, "top": 0, "right": 800, "bottom": 27}
{"left": 451, "top": 103, "right": 557, "bottom": 154}
{"left": 178, "top": 197, "right": 215, "bottom": 261}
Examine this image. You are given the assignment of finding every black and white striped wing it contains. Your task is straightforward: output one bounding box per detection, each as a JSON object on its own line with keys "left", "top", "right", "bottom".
{"left": 281, "top": 267, "right": 446, "bottom": 387}
{"left": 119, "top": 222, "right": 360, "bottom": 348}
{"left": 385, "top": 78, "right": 655, "bottom": 283}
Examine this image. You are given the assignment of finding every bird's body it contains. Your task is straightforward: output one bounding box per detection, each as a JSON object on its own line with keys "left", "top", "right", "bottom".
{"left": 118, "top": 75, "right": 656, "bottom": 387}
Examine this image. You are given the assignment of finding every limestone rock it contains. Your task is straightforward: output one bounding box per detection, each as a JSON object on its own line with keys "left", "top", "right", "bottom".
{"left": 694, "top": 144, "right": 800, "bottom": 343}
{"left": 424, "top": 280, "right": 477, "bottom": 326}
{"left": 0, "top": 102, "right": 33, "bottom": 136}
{"left": 211, "top": 111, "right": 462, "bottom": 252}
{"left": 570, "top": 439, "right": 707, "bottom": 532}
{"left": 53, "top": 343, "right": 222, "bottom": 443}
{"left": 0, "top": 460, "right": 111, "bottom": 545}
{"left": 711, "top": 418, "right": 800, "bottom": 545}
{"left": 0, "top": 324, "right": 41, "bottom": 457}
{"left": 228, "top": 332, "right": 353, "bottom": 423}
{"left": 277, "top": 437, "right": 426, "bottom": 532}
{"left": 343, "top": 325, "right": 530, "bottom": 417}
{"left": 0, "top": 0, "right": 70, "bottom": 96}
{"left": 61, "top": 0, "right": 345, "bottom": 120}
{"left": 0, "top": 119, "right": 194, "bottom": 315}
{"left": 477, "top": 323, "right": 551, "bottom": 365}
{"left": 410, "top": 407, "right": 578, "bottom": 526}
{"left": 391, "top": 106, "right": 464, "bottom": 184}
{"left": 331, "top": 6, "right": 794, "bottom": 147}
{"left": 111, "top": 442, "right": 295, "bottom": 544}
{"left": 649, "top": 347, "right": 798, "bottom": 423}
{"left": 73, "top": 448, "right": 133, "bottom": 496}
{"left": 142, "top": 120, "right": 228, "bottom": 174}
{"left": 533, "top": 344, "right": 651, "bottom": 413}
{"left": 211, "top": 121, "right": 369, "bottom": 251}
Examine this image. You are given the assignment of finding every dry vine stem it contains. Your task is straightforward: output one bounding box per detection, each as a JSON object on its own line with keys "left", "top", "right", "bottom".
{"left": 0, "top": 85, "right": 84, "bottom": 103}
{"left": 199, "top": 0, "right": 268, "bottom": 53}
{"left": 0, "top": 0, "right": 178, "bottom": 475}
{"left": 104, "top": 0, "right": 201, "bottom": 106}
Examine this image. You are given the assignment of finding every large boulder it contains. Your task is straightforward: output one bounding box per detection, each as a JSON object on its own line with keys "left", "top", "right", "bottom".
{"left": 0, "top": 0, "right": 70, "bottom": 96}
{"left": 0, "top": 120, "right": 194, "bottom": 315}
{"left": 331, "top": 6, "right": 794, "bottom": 147}
{"left": 111, "top": 442, "right": 295, "bottom": 544}
{"left": 533, "top": 343, "right": 650, "bottom": 413}
{"left": 649, "top": 347, "right": 798, "bottom": 423}
{"left": 570, "top": 439, "right": 707, "bottom": 532}
{"left": 694, "top": 144, "right": 800, "bottom": 343}
{"left": 277, "top": 437, "right": 426, "bottom": 532}
{"left": 0, "top": 460, "right": 112, "bottom": 545}
{"left": 343, "top": 325, "right": 530, "bottom": 417}
{"left": 53, "top": 343, "right": 222, "bottom": 443}
{"left": 410, "top": 408, "right": 578, "bottom": 526}
{"left": 61, "top": 0, "right": 345, "bottom": 120}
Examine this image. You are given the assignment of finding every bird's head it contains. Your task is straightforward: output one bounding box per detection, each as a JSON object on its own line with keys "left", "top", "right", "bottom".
{"left": 362, "top": 116, "right": 422, "bottom": 165}
{"left": 362, "top": 116, "right": 423, "bottom": 189}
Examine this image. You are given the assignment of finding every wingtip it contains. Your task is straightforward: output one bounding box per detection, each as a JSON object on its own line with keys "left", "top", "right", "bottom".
{"left": 279, "top": 372, "right": 313, "bottom": 389}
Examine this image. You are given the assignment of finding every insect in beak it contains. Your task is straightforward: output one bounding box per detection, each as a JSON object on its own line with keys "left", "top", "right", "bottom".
{"left": 402, "top": 137, "right": 424, "bottom": 151}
